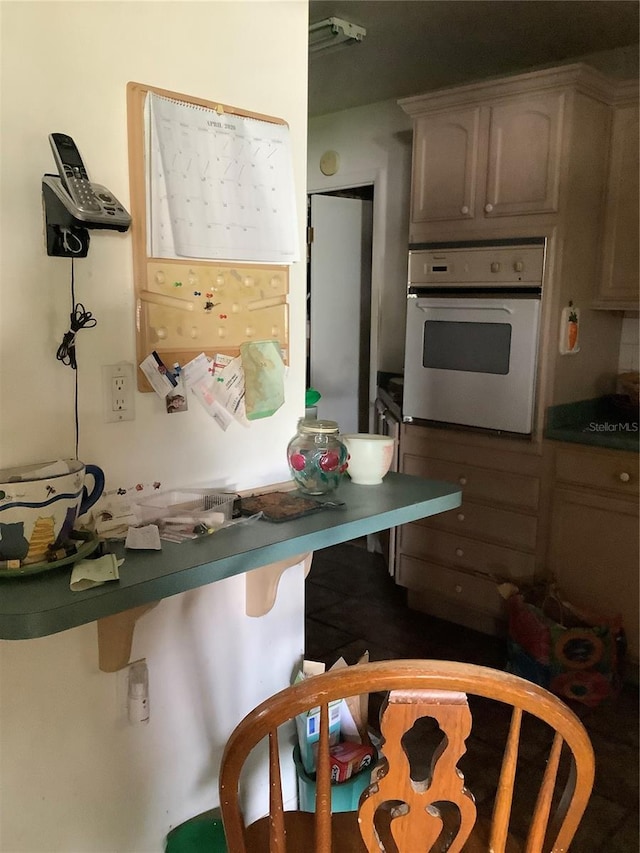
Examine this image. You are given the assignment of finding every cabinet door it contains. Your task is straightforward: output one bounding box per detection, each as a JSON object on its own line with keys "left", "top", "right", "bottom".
{"left": 548, "top": 488, "right": 639, "bottom": 661}
{"left": 598, "top": 102, "right": 639, "bottom": 307}
{"left": 411, "top": 107, "right": 481, "bottom": 223}
{"left": 484, "top": 92, "right": 564, "bottom": 217}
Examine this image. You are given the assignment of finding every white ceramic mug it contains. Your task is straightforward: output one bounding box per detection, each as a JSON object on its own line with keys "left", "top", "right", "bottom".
{"left": 341, "top": 434, "right": 395, "bottom": 486}
{"left": 0, "top": 459, "right": 104, "bottom": 564}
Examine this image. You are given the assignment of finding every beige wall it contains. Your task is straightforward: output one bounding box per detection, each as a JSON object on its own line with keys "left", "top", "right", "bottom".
{"left": 0, "top": 2, "right": 309, "bottom": 851}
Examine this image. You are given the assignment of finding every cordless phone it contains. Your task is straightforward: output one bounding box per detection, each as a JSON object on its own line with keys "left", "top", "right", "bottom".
{"left": 49, "top": 133, "right": 103, "bottom": 214}
{"left": 46, "top": 132, "right": 131, "bottom": 229}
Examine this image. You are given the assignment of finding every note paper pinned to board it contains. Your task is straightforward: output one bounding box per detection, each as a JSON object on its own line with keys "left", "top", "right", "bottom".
{"left": 240, "top": 340, "right": 285, "bottom": 420}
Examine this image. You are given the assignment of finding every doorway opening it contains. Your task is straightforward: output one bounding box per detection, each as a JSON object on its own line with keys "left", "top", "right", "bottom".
{"left": 307, "top": 185, "right": 374, "bottom": 434}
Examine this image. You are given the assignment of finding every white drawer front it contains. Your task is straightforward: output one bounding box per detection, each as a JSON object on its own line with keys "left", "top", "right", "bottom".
{"left": 412, "top": 499, "right": 537, "bottom": 552}
{"left": 397, "top": 554, "right": 505, "bottom": 618}
{"left": 404, "top": 454, "right": 540, "bottom": 511}
{"left": 400, "top": 523, "right": 535, "bottom": 581}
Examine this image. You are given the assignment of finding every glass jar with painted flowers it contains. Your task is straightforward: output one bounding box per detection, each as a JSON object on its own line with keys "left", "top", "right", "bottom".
{"left": 286, "top": 419, "right": 348, "bottom": 496}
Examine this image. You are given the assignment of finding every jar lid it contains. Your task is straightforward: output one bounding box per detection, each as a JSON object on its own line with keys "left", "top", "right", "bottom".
{"left": 298, "top": 418, "right": 339, "bottom": 434}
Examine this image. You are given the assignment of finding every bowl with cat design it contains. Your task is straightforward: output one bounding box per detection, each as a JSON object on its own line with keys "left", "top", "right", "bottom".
{"left": 0, "top": 459, "right": 104, "bottom": 566}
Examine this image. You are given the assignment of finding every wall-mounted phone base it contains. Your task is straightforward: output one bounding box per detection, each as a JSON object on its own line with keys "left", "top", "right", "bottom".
{"left": 45, "top": 223, "right": 90, "bottom": 258}
{"left": 42, "top": 178, "right": 90, "bottom": 258}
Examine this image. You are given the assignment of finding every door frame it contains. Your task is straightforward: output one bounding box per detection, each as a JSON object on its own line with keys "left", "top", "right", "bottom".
{"left": 308, "top": 168, "right": 383, "bottom": 431}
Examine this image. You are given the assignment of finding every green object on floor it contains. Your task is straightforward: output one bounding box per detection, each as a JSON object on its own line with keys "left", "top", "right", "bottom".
{"left": 165, "top": 812, "right": 227, "bottom": 853}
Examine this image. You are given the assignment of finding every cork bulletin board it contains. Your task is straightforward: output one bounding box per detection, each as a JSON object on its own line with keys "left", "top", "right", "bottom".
{"left": 126, "top": 82, "right": 296, "bottom": 391}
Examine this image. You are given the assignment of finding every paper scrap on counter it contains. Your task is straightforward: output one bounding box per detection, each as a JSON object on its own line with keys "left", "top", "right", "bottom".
{"left": 125, "top": 525, "right": 162, "bottom": 550}
{"left": 139, "top": 352, "right": 177, "bottom": 398}
{"left": 92, "top": 487, "right": 156, "bottom": 537}
{"left": 70, "top": 554, "right": 124, "bottom": 591}
{"left": 95, "top": 514, "right": 139, "bottom": 537}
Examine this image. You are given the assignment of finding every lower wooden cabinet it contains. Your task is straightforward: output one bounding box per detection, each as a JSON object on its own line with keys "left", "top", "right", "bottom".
{"left": 396, "top": 424, "right": 543, "bottom": 635}
{"left": 547, "top": 443, "right": 639, "bottom": 665}
{"left": 396, "top": 427, "right": 638, "bottom": 666}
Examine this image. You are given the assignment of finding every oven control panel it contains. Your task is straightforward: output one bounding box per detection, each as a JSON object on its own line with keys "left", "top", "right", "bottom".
{"left": 409, "top": 245, "right": 545, "bottom": 286}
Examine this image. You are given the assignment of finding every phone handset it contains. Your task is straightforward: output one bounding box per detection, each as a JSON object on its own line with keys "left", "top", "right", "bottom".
{"left": 49, "top": 133, "right": 103, "bottom": 214}
{"left": 45, "top": 133, "right": 131, "bottom": 231}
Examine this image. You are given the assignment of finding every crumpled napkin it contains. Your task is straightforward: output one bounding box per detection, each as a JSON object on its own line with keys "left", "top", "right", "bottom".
{"left": 70, "top": 554, "right": 124, "bottom": 591}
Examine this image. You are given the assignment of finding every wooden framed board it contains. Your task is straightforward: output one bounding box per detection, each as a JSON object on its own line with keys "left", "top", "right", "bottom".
{"left": 126, "top": 82, "right": 293, "bottom": 391}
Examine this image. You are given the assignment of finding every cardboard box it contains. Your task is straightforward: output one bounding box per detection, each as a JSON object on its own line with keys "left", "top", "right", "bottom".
{"left": 294, "top": 654, "right": 372, "bottom": 775}
{"left": 329, "top": 741, "right": 376, "bottom": 783}
{"left": 294, "top": 661, "right": 342, "bottom": 775}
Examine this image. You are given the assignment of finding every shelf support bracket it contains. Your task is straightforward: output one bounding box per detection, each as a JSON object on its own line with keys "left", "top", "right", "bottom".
{"left": 96, "top": 550, "right": 312, "bottom": 670}
{"left": 96, "top": 601, "right": 159, "bottom": 672}
{"left": 245, "top": 552, "right": 313, "bottom": 616}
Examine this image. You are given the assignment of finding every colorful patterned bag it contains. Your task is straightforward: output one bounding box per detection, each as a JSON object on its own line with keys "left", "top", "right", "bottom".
{"left": 505, "top": 583, "right": 625, "bottom": 707}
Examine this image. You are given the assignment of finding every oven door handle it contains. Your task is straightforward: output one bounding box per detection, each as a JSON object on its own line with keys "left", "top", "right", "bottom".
{"left": 415, "top": 302, "right": 515, "bottom": 315}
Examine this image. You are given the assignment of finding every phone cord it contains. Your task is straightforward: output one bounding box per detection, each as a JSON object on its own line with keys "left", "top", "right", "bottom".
{"left": 56, "top": 259, "right": 97, "bottom": 457}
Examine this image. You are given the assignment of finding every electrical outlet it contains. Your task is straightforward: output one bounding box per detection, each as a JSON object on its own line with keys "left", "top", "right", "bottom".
{"left": 103, "top": 363, "right": 135, "bottom": 422}
{"left": 112, "top": 376, "right": 127, "bottom": 411}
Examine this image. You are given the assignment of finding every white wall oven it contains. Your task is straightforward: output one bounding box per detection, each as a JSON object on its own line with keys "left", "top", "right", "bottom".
{"left": 403, "top": 240, "right": 546, "bottom": 435}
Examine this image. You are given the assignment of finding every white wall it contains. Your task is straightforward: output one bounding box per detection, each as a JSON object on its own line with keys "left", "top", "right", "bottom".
{"left": 308, "top": 100, "right": 413, "bottom": 377}
{"left": 0, "top": 2, "right": 308, "bottom": 850}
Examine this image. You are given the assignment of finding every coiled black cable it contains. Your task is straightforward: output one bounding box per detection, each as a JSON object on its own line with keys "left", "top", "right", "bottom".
{"left": 57, "top": 259, "right": 96, "bottom": 458}
{"left": 56, "top": 261, "right": 97, "bottom": 370}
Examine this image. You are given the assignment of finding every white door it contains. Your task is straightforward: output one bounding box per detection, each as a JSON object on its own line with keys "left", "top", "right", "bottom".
{"left": 309, "top": 194, "right": 372, "bottom": 434}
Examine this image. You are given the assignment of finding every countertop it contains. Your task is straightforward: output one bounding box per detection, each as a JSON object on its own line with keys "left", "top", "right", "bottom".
{"left": 545, "top": 396, "right": 639, "bottom": 452}
{"left": 0, "top": 473, "right": 461, "bottom": 641}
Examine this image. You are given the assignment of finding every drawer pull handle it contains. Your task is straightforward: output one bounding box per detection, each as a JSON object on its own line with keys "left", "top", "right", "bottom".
{"left": 485, "top": 203, "right": 494, "bottom": 213}
{"left": 460, "top": 205, "right": 470, "bottom": 215}
{"left": 457, "top": 513, "right": 465, "bottom": 522}
{"left": 455, "top": 548, "right": 464, "bottom": 557}
{"left": 619, "top": 472, "right": 631, "bottom": 483}
{"left": 454, "top": 584, "right": 463, "bottom": 594}
{"left": 459, "top": 476, "right": 467, "bottom": 486}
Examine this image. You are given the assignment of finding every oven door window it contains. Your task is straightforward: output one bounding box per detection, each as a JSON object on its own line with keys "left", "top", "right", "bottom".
{"left": 423, "top": 320, "right": 512, "bottom": 374}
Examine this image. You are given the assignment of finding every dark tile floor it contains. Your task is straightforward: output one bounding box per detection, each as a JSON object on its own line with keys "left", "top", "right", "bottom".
{"left": 305, "top": 541, "right": 639, "bottom": 852}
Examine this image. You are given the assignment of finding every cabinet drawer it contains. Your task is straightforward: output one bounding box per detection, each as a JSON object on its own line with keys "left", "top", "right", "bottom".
{"left": 400, "top": 523, "right": 535, "bottom": 581}
{"left": 415, "top": 500, "right": 537, "bottom": 552}
{"left": 554, "top": 446, "right": 639, "bottom": 496}
{"left": 404, "top": 454, "right": 540, "bottom": 511}
{"left": 397, "top": 554, "right": 505, "bottom": 618}
{"left": 401, "top": 425, "right": 542, "bottom": 477}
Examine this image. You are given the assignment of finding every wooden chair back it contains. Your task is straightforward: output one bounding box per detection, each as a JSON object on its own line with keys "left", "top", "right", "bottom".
{"left": 219, "top": 659, "right": 595, "bottom": 852}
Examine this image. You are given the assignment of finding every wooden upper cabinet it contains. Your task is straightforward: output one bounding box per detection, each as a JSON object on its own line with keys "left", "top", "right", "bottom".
{"left": 408, "top": 92, "right": 564, "bottom": 229}
{"left": 485, "top": 93, "right": 563, "bottom": 217}
{"left": 412, "top": 107, "right": 481, "bottom": 223}
{"left": 596, "top": 82, "right": 639, "bottom": 310}
{"left": 399, "top": 65, "right": 615, "bottom": 242}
